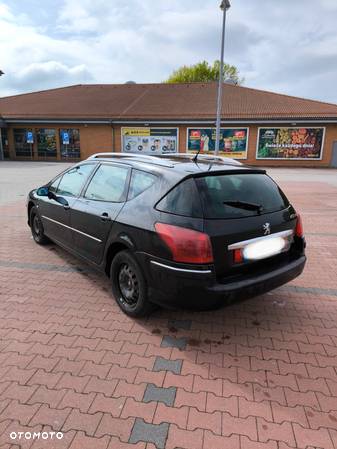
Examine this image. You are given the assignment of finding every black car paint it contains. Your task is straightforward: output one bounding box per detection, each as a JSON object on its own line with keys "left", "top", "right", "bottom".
{"left": 27, "top": 155, "right": 306, "bottom": 309}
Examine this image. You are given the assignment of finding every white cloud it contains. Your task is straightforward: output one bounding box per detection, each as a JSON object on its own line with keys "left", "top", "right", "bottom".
{"left": 0, "top": 0, "right": 336, "bottom": 104}
{"left": 7, "top": 61, "right": 92, "bottom": 92}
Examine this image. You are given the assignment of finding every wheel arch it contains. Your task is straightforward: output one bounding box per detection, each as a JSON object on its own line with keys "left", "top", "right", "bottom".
{"left": 105, "top": 240, "right": 132, "bottom": 277}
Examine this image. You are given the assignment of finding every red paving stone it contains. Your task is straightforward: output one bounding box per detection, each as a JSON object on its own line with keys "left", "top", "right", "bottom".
{"left": 0, "top": 167, "right": 337, "bottom": 448}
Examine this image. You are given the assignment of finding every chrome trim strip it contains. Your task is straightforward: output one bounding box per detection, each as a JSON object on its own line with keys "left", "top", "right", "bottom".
{"left": 228, "top": 230, "right": 294, "bottom": 250}
{"left": 41, "top": 216, "right": 102, "bottom": 243}
{"left": 150, "top": 260, "right": 212, "bottom": 274}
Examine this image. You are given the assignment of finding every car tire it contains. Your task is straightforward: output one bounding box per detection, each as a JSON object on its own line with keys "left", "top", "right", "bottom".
{"left": 30, "top": 206, "right": 50, "bottom": 245}
{"left": 110, "top": 250, "right": 154, "bottom": 317}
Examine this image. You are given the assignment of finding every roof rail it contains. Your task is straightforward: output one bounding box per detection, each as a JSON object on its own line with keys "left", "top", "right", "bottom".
{"left": 193, "top": 154, "right": 241, "bottom": 165}
{"left": 87, "top": 152, "right": 163, "bottom": 161}
{"left": 86, "top": 152, "right": 174, "bottom": 167}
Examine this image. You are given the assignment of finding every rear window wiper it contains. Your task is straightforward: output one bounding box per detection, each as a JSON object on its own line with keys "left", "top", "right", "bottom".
{"left": 223, "top": 201, "right": 264, "bottom": 213}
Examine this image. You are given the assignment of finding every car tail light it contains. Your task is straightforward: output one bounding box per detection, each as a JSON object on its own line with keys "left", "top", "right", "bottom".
{"left": 295, "top": 214, "right": 304, "bottom": 237}
{"left": 155, "top": 223, "right": 213, "bottom": 264}
{"left": 233, "top": 248, "right": 243, "bottom": 264}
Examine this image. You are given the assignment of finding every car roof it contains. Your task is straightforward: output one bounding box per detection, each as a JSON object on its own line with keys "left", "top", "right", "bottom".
{"left": 85, "top": 152, "right": 265, "bottom": 176}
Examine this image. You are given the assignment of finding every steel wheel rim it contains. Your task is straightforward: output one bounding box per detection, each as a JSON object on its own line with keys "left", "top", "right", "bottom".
{"left": 118, "top": 263, "right": 139, "bottom": 308}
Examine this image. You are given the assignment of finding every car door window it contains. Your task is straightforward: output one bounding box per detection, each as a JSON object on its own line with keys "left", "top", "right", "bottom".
{"left": 84, "top": 164, "right": 129, "bottom": 202}
{"left": 49, "top": 177, "right": 61, "bottom": 193}
{"left": 56, "top": 164, "right": 95, "bottom": 197}
{"left": 128, "top": 170, "right": 156, "bottom": 200}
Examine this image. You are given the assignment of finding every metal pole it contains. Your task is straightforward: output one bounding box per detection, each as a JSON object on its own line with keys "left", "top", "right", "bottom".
{"left": 0, "top": 71, "right": 4, "bottom": 160}
{"left": 0, "top": 128, "right": 3, "bottom": 161}
{"left": 215, "top": 2, "right": 230, "bottom": 156}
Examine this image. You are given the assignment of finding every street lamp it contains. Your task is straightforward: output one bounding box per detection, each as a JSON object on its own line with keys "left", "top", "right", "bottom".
{"left": 214, "top": 0, "right": 231, "bottom": 156}
{"left": 0, "top": 70, "right": 4, "bottom": 160}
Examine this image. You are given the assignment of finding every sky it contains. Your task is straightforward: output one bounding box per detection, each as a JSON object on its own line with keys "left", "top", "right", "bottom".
{"left": 1, "top": 0, "right": 337, "bottom": 103}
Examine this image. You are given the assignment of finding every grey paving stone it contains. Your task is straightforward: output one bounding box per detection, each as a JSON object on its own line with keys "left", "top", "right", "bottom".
{"left": 168, "top": 319, "right": 192, "bottom": 330}
{"left": 129, "top": 418, "right": 169, "bottom": 449}
{"left": 0, "top": 260, "right": 78, "bottom": 272}
{"left": 153, "top": 356, "right": 182, "bottom": 374}
{"left": 161, "top": 335, "right": 187, "bottom": 350}
{"left": 280, "top": 285, "right": 337, "bottom": 297}
{"left": 143, "top": 383, "right": 176, "bottom": 406}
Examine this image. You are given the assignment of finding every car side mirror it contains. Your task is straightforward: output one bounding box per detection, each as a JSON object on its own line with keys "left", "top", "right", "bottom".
{"left": 47, "top": 190, "right": 57, "bottom": 200}
{"left": 47, "top": 190, "right": 69, "bottom": 208}
{"left": 55, "top": 196, "right": 69, "bottom": 207}
{"left": 36, "top": 186, "right": 49, "bottom": 196}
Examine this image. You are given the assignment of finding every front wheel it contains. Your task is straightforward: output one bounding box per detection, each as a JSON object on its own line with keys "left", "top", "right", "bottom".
{"left": 110, "top": 250, "right": 154, "bottom": 317}
{"left": 30, "top": 206, "right": 50, "bottom": 245}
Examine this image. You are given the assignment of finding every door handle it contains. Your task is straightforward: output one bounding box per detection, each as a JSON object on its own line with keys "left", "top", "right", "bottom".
{"left": 101, "top": 212, "right": 111, "bottom": 222}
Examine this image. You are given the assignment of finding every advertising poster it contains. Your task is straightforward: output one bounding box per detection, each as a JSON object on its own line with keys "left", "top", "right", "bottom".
{"left": 122, "top": 128, "right": 178, "bottom": 154}
{"left": 187, "top": 128, "right": 248, "bottom": 159}
{"left": 257, "top": 127, "right": 324, "bottom": 159}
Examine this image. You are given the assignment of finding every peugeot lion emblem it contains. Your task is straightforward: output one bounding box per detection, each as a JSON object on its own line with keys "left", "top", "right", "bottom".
{"left": 263, "top": 223, "right": 271, "bottom": 235}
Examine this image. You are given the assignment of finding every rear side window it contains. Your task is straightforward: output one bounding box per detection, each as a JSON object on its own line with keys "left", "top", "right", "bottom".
{"left": 156, "top": 178, "right": 203, "bottom": 218}
{"left": 195, "top": 173, "right": 289, "bottom": 219}
{"left": 128, "top": 170, "right": 156, "bottom": 200}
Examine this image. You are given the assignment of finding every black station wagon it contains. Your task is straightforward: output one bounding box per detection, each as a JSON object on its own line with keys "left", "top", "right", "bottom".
{"left": 27, "top": 153, "right": 306, "bottom": 317}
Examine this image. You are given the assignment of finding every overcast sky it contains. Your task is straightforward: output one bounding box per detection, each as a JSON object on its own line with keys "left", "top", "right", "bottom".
{"left": 1, "top": 0, "right": 337, "bottom": 103}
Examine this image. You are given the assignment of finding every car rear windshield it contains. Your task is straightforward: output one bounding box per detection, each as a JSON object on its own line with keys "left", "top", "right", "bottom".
{"left": 194, "top": 173, "right": 289, "bottom": 219}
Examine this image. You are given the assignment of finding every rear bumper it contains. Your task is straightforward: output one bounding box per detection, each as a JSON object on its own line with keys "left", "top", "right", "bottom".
{"left": 136, "top": 252, "right": 306, "bottom": 309}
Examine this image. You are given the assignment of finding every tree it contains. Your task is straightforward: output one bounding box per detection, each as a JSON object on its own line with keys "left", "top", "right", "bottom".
{"left": 165, "top": 60, "right": 243, "bottom": 85}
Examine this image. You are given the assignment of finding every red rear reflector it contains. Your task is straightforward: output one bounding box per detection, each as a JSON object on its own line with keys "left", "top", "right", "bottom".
{"left": 295, "top": 214, "right": 304, "bottom": 237}
{"left": 233, "top": 248, "right": 243, "bottom": 264}
{"left": 155, "top": 223, "right": 213, "bottom": 264}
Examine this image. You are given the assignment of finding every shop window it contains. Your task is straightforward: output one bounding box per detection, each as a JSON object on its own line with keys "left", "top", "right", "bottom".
{"left": 37, "top": 128, "right": 57, "bottom": 157}
{"left": 14, "top": 128, "right": 34, "bottom": 157}
{"left": 60, "top": 129, "right": 81, "bottom": 159}
{"left": 1, "top": 128, "right": 9, "bottom": 159}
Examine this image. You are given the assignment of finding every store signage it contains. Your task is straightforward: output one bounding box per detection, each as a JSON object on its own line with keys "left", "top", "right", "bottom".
{"left": 26, "top": 131, "right": 34, "bottom": 144}
{"left": 187, "top": 128, "right": 248, "bottom": 159}
{"left": 122, "top": 128, "right": 178, "bottom": 154}
{"left": 61, "top": 131, "right": 70, "bottom": 145}
{"left": 257, "top": 127, "right": 325, "bottom": 159}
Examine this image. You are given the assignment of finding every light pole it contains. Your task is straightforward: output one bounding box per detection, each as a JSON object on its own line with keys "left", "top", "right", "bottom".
{"left": 0, "top": 70, "right": 5, "bottom": 161}
{"left": 214, "top": 0, "right": 231, "bottom": 156}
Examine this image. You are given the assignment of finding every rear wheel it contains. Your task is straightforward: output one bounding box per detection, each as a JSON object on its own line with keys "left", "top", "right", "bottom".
{"left": 110, "top": 250, "right": 154, "bottom": 317}
{"left": 30, "top": 206, "right": 49, "bottom": 245}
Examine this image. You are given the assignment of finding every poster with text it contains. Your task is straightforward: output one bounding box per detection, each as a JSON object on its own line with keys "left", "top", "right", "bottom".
{"left": 257, "top": 127, "right": 324, "bottom": 159}
{"left": 187, "top": 128, "right": 248, "bottom": 159}
{"left": 122, "top": 128, "right": 178, "bottom": 154}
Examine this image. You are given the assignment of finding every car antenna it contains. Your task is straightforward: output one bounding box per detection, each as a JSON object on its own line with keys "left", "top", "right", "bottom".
{"left": 193, "top": 148, "right": 202, "bottom": 162}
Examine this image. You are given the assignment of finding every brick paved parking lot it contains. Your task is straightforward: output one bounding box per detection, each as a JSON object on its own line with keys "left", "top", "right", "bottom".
{"left": 0, "top": 162, "right": 337, "bottom": 449}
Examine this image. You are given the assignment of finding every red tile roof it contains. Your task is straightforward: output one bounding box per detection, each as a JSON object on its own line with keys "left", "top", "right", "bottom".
{"left": 1, "top": 82, "right": 337, "bottom": 121}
